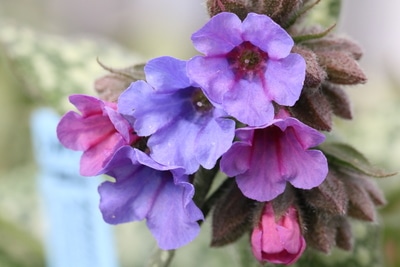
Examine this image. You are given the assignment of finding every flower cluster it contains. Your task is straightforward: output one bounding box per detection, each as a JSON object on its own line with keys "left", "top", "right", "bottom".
{"left": 57, "top": 1, "right": 387, "bottom": 265}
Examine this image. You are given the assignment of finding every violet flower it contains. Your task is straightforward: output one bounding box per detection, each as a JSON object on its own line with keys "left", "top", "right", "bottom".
{"left": 187, "top": 12, "right": 306, "bottom": 126}
{"left": 118, "top": 56, "right": 235, "bottom": 174}
{"left": 98, "top": 146, "right": 203, "bottom": 250}
{"left": 220, "top": 116, "right": 328, "bottom": 202}
{"left": 56, "top": 94, "right": 139, "bottom": 176}
{"left": 251, "top": 203, "right": 306, "bottom": 265}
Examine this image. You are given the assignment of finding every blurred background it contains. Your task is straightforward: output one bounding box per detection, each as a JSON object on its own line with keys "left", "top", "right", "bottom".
{"left": 0, "top": 0, "right": 399, "bottom": 266}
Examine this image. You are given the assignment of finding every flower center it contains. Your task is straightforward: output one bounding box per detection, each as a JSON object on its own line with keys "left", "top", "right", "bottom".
{"left": 227, "top": 41, "right": 268, "bottom": 80}
{"left": 191, "top": 88, "right": 213, "bottom": 113}
{"left": 132, "top": 136, "right": 150, "bottom": 154}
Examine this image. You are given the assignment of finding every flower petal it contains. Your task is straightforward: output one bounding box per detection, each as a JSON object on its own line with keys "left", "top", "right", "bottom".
{"left": 80, "top": 132, "right": 125, "bottom": 176}
{"left": 105, "top": 106, "right": 137, "bottom": 144}
{"left": 191, "top": 12, "right": 243, "bottom": 56}
{"left": 145, "top": 56, "right": 191, "bottom": 92}
{"left": 187, "top": 56, "right": 234, "bottom": 105}
{"left": 273, "top": 118, "right": 326, "bottom": 148}
{"left": 242, "top": 13, "right": 294, "bottom": 59}
{"left": 194, "top": 112, "right": 235, "bottom": 169}
{"left": 220, "top": 142, "right": 252, "bottom": 177}
{"left": 118, "top": 81, "right": 188, "bottom": 136}
{"left": 250, "top": 227, "right": 263, "bottom": 262}
{"left": 222, "top": 79, "right": 275, "bottom": 126}
{"left": 99, "top": 146, "right": 203, "bottom": 249}
{"left": 264, "top": 54, "right": 306, "bottom": 106}
{"left": 68, "top": 94, "right": 105, "bottom": 117}
{"left": 57, "top": 111, "right": 115, "bottom": 151}
{"left": 222, "top": 118, "right": 327, "bottom": 201}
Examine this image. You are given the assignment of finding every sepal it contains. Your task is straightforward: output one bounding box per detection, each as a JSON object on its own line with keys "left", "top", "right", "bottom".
{"left": 315, "top": 50, "right": 367, "bottom": 85}
{"left": 206, "top": 0, "right": 249, "bottom": 20}
{"left": 95, "top": 60, "right": 146, "bottom": 102}
{"left": 289, "top": 89, "right": 333, "bottom": 131}
{"left": 292, "top": 45, "right": 327, "bottom": 88}
{"left": 321, "top": 82, "right": 352, "bottom": 119}
{"left": 211, "top": 180, "right": 257, "bottom": 247}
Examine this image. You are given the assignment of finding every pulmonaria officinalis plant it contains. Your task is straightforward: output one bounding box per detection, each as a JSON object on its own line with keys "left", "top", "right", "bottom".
{"left": 56, "top": 0, "right": 394, "bottom": 266}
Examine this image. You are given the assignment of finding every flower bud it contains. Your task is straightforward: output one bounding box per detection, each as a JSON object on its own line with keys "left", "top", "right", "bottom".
{"left": 206, "top": 0, "right": 249, "bottom": 20}
{"left": 315, "top": 51, "right": 367, "bottom": 85}
{"left": 292, "top": 45, "right": 327, "bottom": 88}
{"left": 94, "top": 74, "right": 133, "bottom": 102}
{"left": 94, "top": 62, "right": 145, "bottom": 102}
{"left": 321, "top": 82, "right": 352, "bottom": 120}
{"left": 259, "top": 0, "right": 302, "bottom": 26}
{"left": 251, "top": 202, "right": 306, "bottom": 265}
{"left": 289, "top": 89, "right": 333, "bottom": 131}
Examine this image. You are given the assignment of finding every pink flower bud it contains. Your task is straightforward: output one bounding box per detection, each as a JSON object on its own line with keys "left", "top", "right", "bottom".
{"left": 251, "top": 203, "right": 306, "bottom": 265}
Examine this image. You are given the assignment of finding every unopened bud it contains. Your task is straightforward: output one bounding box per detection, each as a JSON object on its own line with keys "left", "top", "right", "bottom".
{"left": 289, "top": 89, "right": 333, "bottom": 131}
{"left": 206, "top": 0, "right": 249, "bottom": 20}
{"left": 321, "top": 82, "right": 352, "bottom": 120}
{"left": 305, "top": 212, "right": 338, "bottom": 253}
{"left": 344, "top": 176, "right": 379, "bottom": 222}
{"left": 94, "top": 74, "right": 133, "bottom": 102}
{"left": 304, "top": 170, "right": 348, "bottom": 215}
{"left": 304, "top": 36, "right": 364, "bottom": 60}
{"left": 292, "top": 45, "right": 327, "bottom": 88}
{"left": 335, "top": 216, "right": 353, "bottom": 251}
{"left": 260, "top": 0, "right": 302, "bottom": 26}
{"left": 95, "top": 60, "right": 146, "bottom": 102}
{"left": 316, "top": 51, "right": 367, "bottom": 85}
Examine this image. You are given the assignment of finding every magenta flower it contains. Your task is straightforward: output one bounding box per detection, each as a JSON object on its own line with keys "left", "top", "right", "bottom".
{"left": 220, "top": 116, "right": 328, "bottom": 201}
{"left": 118, "top": 56, "right": 235, "bottom": 174}
{"left": 98, "top": 146, "right": 203, "bottom": 250}
{"left": 251, "top": 203, "right": 306, "bottom": 265}
{"left": 187, "top": 12, "right": 306, "bottom": 126}
{"left": 57, "top": 94, "right": 139, "bottom": 176}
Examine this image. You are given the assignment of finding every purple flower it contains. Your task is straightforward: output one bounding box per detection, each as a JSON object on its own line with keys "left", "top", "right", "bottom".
{"left": 98, "top": 146, "right": 203, "bottom": 250}
{"left": 187, "top": 12, "right": 306, "bottom": 126}
{"left": 56, "top": 94, "right": 139, "bottom": 176}
{"left": 118, "top": 56, "right": 235, "bottom": 174}
{"left": 220, "top": 116, "right": 328, "bottom": 202}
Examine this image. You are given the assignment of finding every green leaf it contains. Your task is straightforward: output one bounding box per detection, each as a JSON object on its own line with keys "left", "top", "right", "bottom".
{"left": 320, "top": 142, "right": 395, "bottom": 178}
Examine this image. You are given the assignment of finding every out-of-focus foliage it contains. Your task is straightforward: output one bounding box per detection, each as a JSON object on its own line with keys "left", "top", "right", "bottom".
{"left": 0, "top": 164, "right": 45, "bottom": 267}
{"left": 306, "top": 0, "right": 341, "bottom": 27}
{"left": 0, "top": 22, "right": 142, "bottom": 267}
{"left": 0, "top": 23, "right": 143, "bottom": 114}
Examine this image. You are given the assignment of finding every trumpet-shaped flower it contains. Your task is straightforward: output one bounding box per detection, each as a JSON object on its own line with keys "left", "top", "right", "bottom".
{"left": 221, "top": 116, "right": 328, "bottom": 201}
{"left": 118, "top": 56, "right": 235, "bottom": 174}
{"left": 98, "top": 146, "right": 203, "bottom": 250}
{"left": 57, "top": 94, "right": 139, "bottom": 176}
{"left": 187, "top": 12, "right": 306, "bottom": 126}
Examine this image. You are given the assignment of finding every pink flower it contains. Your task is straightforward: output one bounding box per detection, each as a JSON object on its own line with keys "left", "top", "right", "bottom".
{"left": 251, "top": 203, "right": 306, "bottom": 265}
{"left": 57, "top": 94, "right": 139, "bottom": 176}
